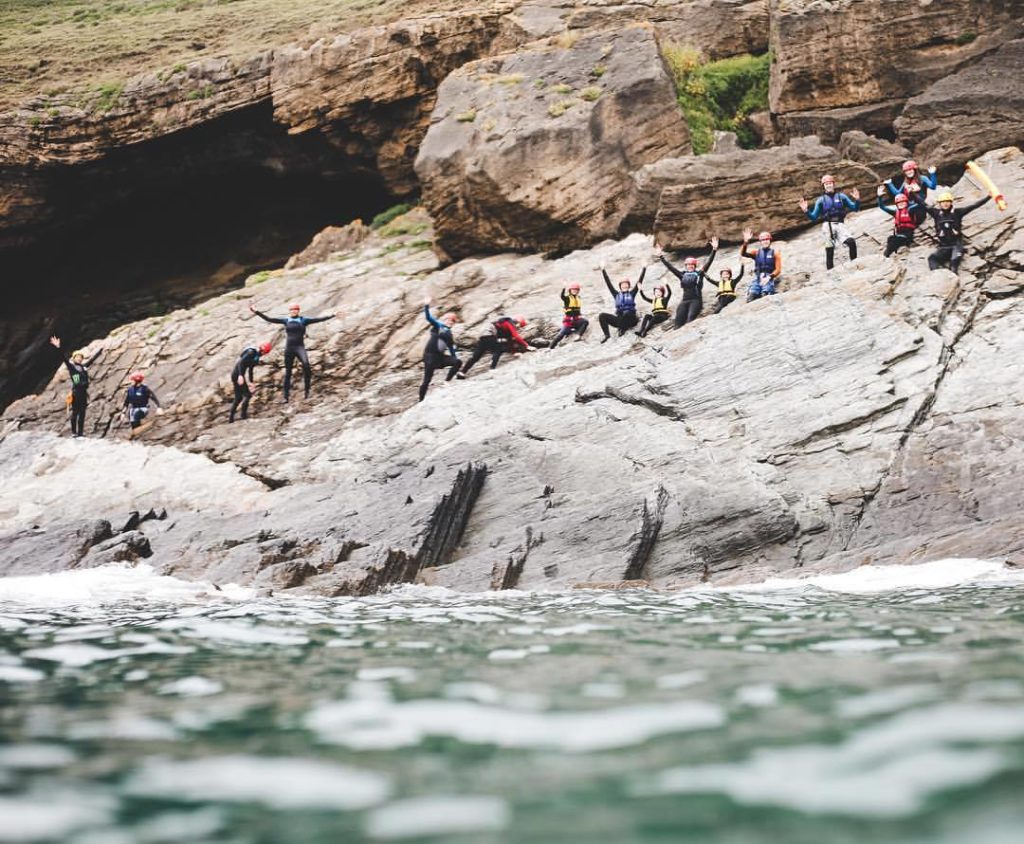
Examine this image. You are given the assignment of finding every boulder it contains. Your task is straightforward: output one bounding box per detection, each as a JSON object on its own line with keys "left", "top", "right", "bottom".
{"left": 415, "top": 26, "right": 690, "bottom": 260}
{"left": 895, "top": 39, "right": 1024, "bottom": 170}
{"left": 774, "top": 100, "right": 905, "bottom": 147}
{"left": 285, "top": 220, "right": 371, "bottom": 270}
{"left": 769, "top": 0, "right": 1022, "bottom": 138}
{"left": 837, "top": 130, "right": 912, "bottom": 175}
{"left": 630, "top": 137, "right": 880, "bottom": 249}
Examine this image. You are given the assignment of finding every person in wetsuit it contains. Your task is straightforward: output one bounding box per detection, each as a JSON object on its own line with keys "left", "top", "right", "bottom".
{"left": 229, "top": 342, "right": 273, "bottom": 422}
{"left": 740, "top": 229, "right": 782, "bottom": 301}
{"left": 420, "top": 297, "right": 460, "bottom": 401}
{"left": 923, "top": 189, "right": 990, "bottom": 275}
{"left": 550, "top": 283, "right": 588, "bottom": 348}
{"left": 598, "top": 262, "right": 644, "bottom": 342}
{"left": 458, "top": 316, "right": 531, "bottom": 377}
{"left": 800, "top": 175, "right": 861, "bottom": 269}
{"left": 656, "top": 238, "right": 718, "bottom": 327}
{"left": 123, "top": 372, "right": 162, "bottom": 429}
{"left": 877, "top": 186, "right": 920, "bottom": 257}
{"left": 49, "top": 336, "right": 101, "bottom": 437}
{"left": 709, "top": 263, "right": 744, "bottom": 313}
{"left": 636, "top": 282, "right": 672, "bottom": 337}
{"left": 249, "top": 302, "right": 338, "bottom": 402}
{"left": 885, "top": 159, "right": 938, "bottom": 225}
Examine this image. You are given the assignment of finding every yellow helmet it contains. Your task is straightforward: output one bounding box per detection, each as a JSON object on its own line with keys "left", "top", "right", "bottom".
{"left": 938, "top": 191, "right": 955, "bottom": 203}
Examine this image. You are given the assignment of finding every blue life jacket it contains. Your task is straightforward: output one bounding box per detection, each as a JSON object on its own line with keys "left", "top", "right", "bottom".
{"left": 615, "top": 291, "right": 637, "bottom": 313}
{"left": 821, "top": 193, "right": 848, "bottom": 222}
{"left": 126, "top": 385, "right": 152, "bottom": 408}
{"left": 679, "top": 270, "right": 702, "bottom": 300}
{"left": 754, "top": 247, "right": 775, "bottom": 277}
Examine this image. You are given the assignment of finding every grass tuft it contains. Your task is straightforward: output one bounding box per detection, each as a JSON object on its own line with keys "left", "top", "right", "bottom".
{"left": 579, "top": 86, "right": 602, "bottom": 102}
{"left": 455, "top": 108, "right": 477, "bottom": 123}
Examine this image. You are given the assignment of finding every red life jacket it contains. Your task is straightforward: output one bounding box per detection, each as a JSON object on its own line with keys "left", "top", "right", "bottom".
{"left": 894, "top": 205, "right": 916, "bottom": 233}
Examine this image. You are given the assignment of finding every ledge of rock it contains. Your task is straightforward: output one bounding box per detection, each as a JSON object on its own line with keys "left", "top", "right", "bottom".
{"left": 415, "top": 26, "right": 690, "bottom": 260}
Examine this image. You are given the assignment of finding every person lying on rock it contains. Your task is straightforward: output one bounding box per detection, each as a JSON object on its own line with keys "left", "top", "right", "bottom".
{"left": 655, "top": 239, "right": 718, "bottom": 328}
{"left": 598, "top": 262, "right": 644, "bottom": 342}
{"left": 800, "top": 174, "right": 860, "bottom": 269}
{"left": 123, "top": 372, "right": 162, "bottom": 430}
{"left": 420, "top": 297, "right": 461, "bottom": 401}
{"left": 709, "top": 263, "right": 744, "bottom": 314}
{"left": 923, "top": 189, "right": 990, "bottom": 275}
{"left": 457, "top": 316, "right": 531, "bottom": 378}
{"left": 877, "top": 186, "right": 919, "bottom": 258}
{"left": 229, "top": 342, "right": 273, "bottom": 423}
{"left": 740, "top": 229, "right": 782, "bottom": 301}
{"left": 49, "top": 336, "right": 101, "bottom": 438}
{"left": 550, "top": 283, "right": 589, "bottom": 348}
{"left": 248, "top": 302, "right": 340, "bottom": 402}
{"left": 636, "top": 281, "right": 672, "bottom": 337}
{"left": 885, "top": 159, "right": 937, "bottom": 225}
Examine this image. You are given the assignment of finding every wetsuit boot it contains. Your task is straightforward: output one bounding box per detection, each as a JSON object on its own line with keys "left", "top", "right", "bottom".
{"left": 845, "top": 239, "right": 857, "bottom": 260}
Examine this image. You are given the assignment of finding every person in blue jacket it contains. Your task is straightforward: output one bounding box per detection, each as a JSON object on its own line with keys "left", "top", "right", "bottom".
{"left": 885, "top": 159, "right": 937, "bottom": 224}
{"left": 249, "top": 302, "right": 339, "bottom": 402}
{"left": 799, "top": 174, "right": 860, "bottom": 269}
{"left": 598, "top": 261, "right": 644, "bottom": 342}
{"left": 420, "top": 296, "right": 461, "bottom": 401}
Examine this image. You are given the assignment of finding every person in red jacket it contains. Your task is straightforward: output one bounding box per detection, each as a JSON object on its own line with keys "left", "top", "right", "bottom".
{"left": 457, "top": 316, "right": 531, "bottom": 377}
{"left": 876, "top": 186, "right": 918, "bottom": 257}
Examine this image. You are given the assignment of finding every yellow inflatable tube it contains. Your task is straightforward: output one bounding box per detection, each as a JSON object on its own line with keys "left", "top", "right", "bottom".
{"left": 965, "top": 160, "right": 1007, "bottom": 211}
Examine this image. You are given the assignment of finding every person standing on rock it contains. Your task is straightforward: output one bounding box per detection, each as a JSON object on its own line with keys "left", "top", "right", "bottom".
{"left": 885, "top": 160, "right": 937, "bottom": 225}
{"left": 636, "top": 281, "right": 672, "bottom": 337}
{"left": 740, "top": 229, "right": 782, "bottom": 300}
{"left": 458, "top": 316, "right": 531, "bottom": 377}
{"left": 550, "top": 283, "right": 589, "bottom": 348}
{"left": 123, "top": 372, "right": 162, "bottom": 431}
{"left": 923, "top": 189, "right": 990, "bottom": 275}
{"left": 420, "top": 297, "right": 461, "bottom": 401}
{"left": 799, "top": 175, "right": 860, "bottom": 269}
{"left": 709, "top": 264, "right": 744, "bottom": 314}
{"left": 49, "top": 336, "right": 101, "bottom": 438}
{"left": 876, "top": 186, "right": 919, "bottom": 257}
{"left": 229, "top": 342, "right": 273, "bottom": 423}
{"left": 598, "top": 262, "right": 643, "bottom": 342}
{"left": 248, "top": 302, "right": 339, "bottom": 402}
{"left": 655, "top": 239, "right": 718, "bottom": 328}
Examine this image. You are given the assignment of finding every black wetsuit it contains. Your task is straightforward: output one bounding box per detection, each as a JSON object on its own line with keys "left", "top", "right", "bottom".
{"left": 461, "top": 318, "right": 528, "bottom": 375}
{"left": 60, "top": 350, "right": 100, "bottom": 437}
{"left": 924, "top": 197, "right": 989, "bottom": 275}
{"left": 253, "top": 310, "right": 334, "bottom": 401}
{"left": 229, "top": 347, "right": 263, "bottom": 422}
{"left": 659, "top": 250, "right": 716, "bottom": 327}
{"left": 420, "top": 305, "right": 460, "bottom": 401}
{"left": 708, "top": 265, "right": 743, "bottom": 313}
{"left": 123, "top": 384, "right": 161, "bottom": 428}
{"left": 599, "top": 269, "right": 643, "bottom": 340}
{"left": 637, "top": 285, "right": 672, "bottom": 337}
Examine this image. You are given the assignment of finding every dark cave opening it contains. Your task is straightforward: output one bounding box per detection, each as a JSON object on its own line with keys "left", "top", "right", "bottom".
{"left": 1, "top": 101, "right": 400, "bottom": 411}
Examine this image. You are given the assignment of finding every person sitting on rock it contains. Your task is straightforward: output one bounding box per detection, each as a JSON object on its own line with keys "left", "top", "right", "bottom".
{"left": 655, "top": 239, "right": 718, "bottom": 328}
{"left": 708, "top": 263, "right": 744, "bottom": 314}
{"left": 740, "top": 229, "right": 782, "bottom": 300}
{"left": 123, "top": 372, "right": 162, "bottom": 430}
{"left": 248, "top": 302, "right": 339, "bottom": 402}
{"left": 550, "top": 283, "right": 589, "bottom": 348}
{"left": 876, "top": 186, "right": 919, "bottom": 257}
{"left": 885, "top": 159, "right": 938, "bottom": 225}
{"left": 229, "top": 342, "right": 273, "bottom": 423}
{"left": 598, "top": 262, "right": 644, "bottom": 342}
{"left": 800, "top": 175, "right": 861, "bottom": 269}
{"left": 458, "top": 316, "right": 531, "bottom": 378}
{"left": 420, "top": 296, "right": 461, "bottom": 401}
{"left": 636, "top": 281, "right": 672, "bottom": 337}
{"left": 49, "top": 336, "right": 101, "bottom": 438}
{"left": 923, "top": 189, "right": 990, "bottom": 275}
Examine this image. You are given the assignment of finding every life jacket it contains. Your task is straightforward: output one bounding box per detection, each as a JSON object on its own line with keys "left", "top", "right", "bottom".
{"left": 563, "top": 293, "right": 582, "bottom": 316}
{"left": 932, "top": 209, "right": 961, "bottom": 245}
{"left": 754, "top": 247, "right": 775, "bottom": 278}
{"left": 821, "top": 192, "right": 848, "bottom": 222}
{"left": 679, "top": 270, "right": 702, "bottom": 300}
{"left": 893, "top": 206, "right": 916, "bottom": 234}
{"left": 615, "top": 290, "right": 636, "bottom": 313}
{"left": 126, "top": 385, "right": 151, "bottom": 408}
{"left": 492, "top": 317, "right": 516, "bottom": 339}
{"left": 69, "top": 363, "right": 89, "bottom": 390}
{"left": 651, "top": 294, "right": 669, "bottom": 314}
{"left": 717, "top": 275, "right": 736, "bottom": 296}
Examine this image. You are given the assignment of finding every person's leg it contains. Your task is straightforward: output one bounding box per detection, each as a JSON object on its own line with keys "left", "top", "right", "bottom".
{"left": 637, "top": 315, "right": 652, "bottom": 337}
{"left": 825, "top": 247, "right": 835, "bottom": 270}
{"left": 239, "top": 384, "right": 252, "bottom": 419}
{"left": 550, "top": 326, "right": 570, "bottom": 348}
{"left": 230, "top": 383, "right": 243, "bottom": 422}
{"left": 599, "top": 312, "right": 614, "bottom": 340}
{"left": 489, "top": 342, "right": 505, "bottom": 369}
{"left": 950, "top": 245, "right": 966, "bottom": 275}
{"left": 282, "top": 347, "right": 296, "bottom": 401}
{"left": 928, "top": 247, "right": 950, "bottom": 271}
{"left": 746, "top": 279, "right": 762, "bottom": 302}
{"left": 575, "top": 317, "right": 589, "bottom": 339}
{"left": 845, "top": 238, "right": 857, "bottom": 260}
{"left": 72, "top": 394, "right": 86, "bottom": 435}
{"left": 764, "top": 277, "right": 777, "bottom": 295}
{"left": 444, "top": 354, "right": 461, "bottom": 381}
{"left": 295, "top": 346, "right": 312, "bottom": 398}
{"left": 618, "top": 313, "right": 637, "bottom": 335}
{"left": 419, "top": 358, "right": 437, "bottom": 401}
{"left": 460, "top": 339, "right": 487, "bottom": 374}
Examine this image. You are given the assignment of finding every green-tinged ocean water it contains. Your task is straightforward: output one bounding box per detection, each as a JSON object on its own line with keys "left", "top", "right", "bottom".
{"left": 1, "top": 560, "right": 1023, "bottom": 844}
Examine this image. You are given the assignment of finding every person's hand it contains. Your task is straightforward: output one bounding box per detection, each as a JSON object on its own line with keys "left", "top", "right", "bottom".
{"left": 850, "top": 188, "right": 861, "bottom": 201}
{"left": 876, "top": 185, "right": 885, "bottom": 197}
{"left": 908, "top": 182, "right": 921, "bottom": 193}
{"left": 248, "top": 303, "right": 256, "bottom": 314}
{"left": 157, "top": 407, "right": 165, "bottom": 415}
{"left": 423, "top": 295, "right": 432, "bottom": 305}
{"left": 653, "top": 244, "right": 663, "bottom": 257}
{"left": 742, "top": 228, "right": 753, "bottom": 241}
{"left": 237, "top": 375, "right": 245, "bottom": 385}
{"left": 335, "top": 310, "right": 344, "bottom": 320}
{"left": 710, "top": 236, "right": 719, "bottom": 250}
{"left": 798, "top": 198, "right": 808, "bottom": 212}
{"left": 49, "top": 336, "right": 60, "bottom": 348}
{"left": 599, "top": 260, "right": 606, "bottom": 270}
{"left": 928, "top": 165, "right": 936, "bottom": 174}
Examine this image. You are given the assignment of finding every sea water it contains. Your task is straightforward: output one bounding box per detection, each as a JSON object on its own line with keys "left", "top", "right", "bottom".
{"left": 1, "top": 559, "right": 1023, "bottom": 843}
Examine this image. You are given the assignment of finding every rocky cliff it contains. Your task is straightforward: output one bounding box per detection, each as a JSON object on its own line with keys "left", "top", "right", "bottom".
{"left": 3, "top": 147, "right": 1021, "bottom": 593}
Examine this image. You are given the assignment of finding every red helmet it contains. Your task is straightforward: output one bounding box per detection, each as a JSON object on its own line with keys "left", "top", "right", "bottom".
{"left": 514, "top": 316, "right": 527, "bottom": 328}
{"left": 894, "top": 193, "right": 909, "bottom": 206}
{"left": 821, "top": 173, "right": 836, "bottom": 185}
{"left": 567, "top": 283, "right": 581, "bottom": 292}
{"left": 684, "top": 256, "right": 698, "bottom": 267}
{"left": 902, "top": 160, "right": 918, "bottom": 174}
{"left": 758, "top": 231, "right": 772, "bottom": 241}
{"left": 258, "top": 342, "right": 272, "bottom": 355}
{"left": 130, "top": 372, "right": 145, "bottom": 383}
{"left": 288, "top": 303, "right": 301, "bottom": 311}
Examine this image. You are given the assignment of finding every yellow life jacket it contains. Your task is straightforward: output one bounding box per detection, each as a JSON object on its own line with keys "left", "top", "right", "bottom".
{"left": 652, "top": 295, "right": 669, "bottom": 314}
{"left": 718, "top": 276, "right": 736, "bottom": 296}
{"left": 564, "top": 293, "right": 582, "bottom": 314}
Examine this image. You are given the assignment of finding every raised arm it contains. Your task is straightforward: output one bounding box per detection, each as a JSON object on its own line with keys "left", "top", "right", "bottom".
{"left": 639, "top": 288, "right": 653, "bottom": 303}
{"left": 252, "top": 309, "right": 286, "bottom": 325}
{"left": 602, "top": 269, "right": 617, "bottom": 298}
{"left": 958, "top": 195, "right": 991, "bottom": 218}
{"left": 663, "top": 284, "right": 672, "bottom": 305}
{"left": 921, "top": 168, "right": 938, "bottom": 191}
{"left": 303, "top": 315, "right": 335, "bottom": 325}
{"left": 805, "top": 196, "right": 824, "bottom": 222}
{"left": 842, "top": 191, "right": 861, "bottom": 212}
{"left": 699, "top": 242, "right": 717, "bottom": 277}
{"left": 658, "top": 254, "right": 685, "bottom": 280}
{"left": 633, "top": 266, "right": 646, "bottom": 292}
{"left": 733, "top": 264, "right": 744, "bottom": 284}
{"left": 423, "top": 304, "right": 445, "bottom": 330}
{"left": 877, "top": 195, "right": 896, "bottom": 216}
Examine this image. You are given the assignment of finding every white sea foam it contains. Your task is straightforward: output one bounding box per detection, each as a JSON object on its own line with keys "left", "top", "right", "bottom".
{"left": 366, "top": 795, "right": 510, "bottom": 839}
{"left": 0, "top": 795, "right": 114, "bottom": 842}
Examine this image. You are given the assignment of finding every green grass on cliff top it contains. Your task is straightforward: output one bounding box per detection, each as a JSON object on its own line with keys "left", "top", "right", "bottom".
{"left": 0, "top": 0, "right": 463, "bottom": 112}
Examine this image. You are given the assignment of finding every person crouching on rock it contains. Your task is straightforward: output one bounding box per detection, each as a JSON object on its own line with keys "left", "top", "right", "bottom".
{"left": 49, "top": 336, "right": 101, "bottom": 438}
{"left": 923, "top": 189, "right": 990, "bottom": 275}
{"left": 655, "top": 238, "right": 718, "bottom": 328}
{"left": 458, "top": 316, "right": 531, "bottom": 378}
{"left": 123, "top": 372, "right": 162, "bottom": 430}
{"left": 636, "top": 280, "right": 672, "bottom": 337}
{"left": 248, "top": 302, "right": 339, "bottom": 402}
{"left": 230, "top": 342, "right": 273, "bottom": 423}
{"left": 420, "top": 296, "right": 461, "bottom": 401}
{"left": 877, "top": 186, "right": 919, "bottom": 257}
{"left": 598, "top": 261, "right": 643, "bottom": 342}
{"left": 550, "top": 283, "right": 589, "bottom": 348}
{"left": 885, "top": 159, "right": 937, "bottom": 225}
{"left": 709, "top": 263, "right": 744, "bottom": 313}
{"left": 800, "top": 174, "right": 860, "bottom": 269}
{"left": 740, "top": 229, "right": 782, "bottom": 301}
